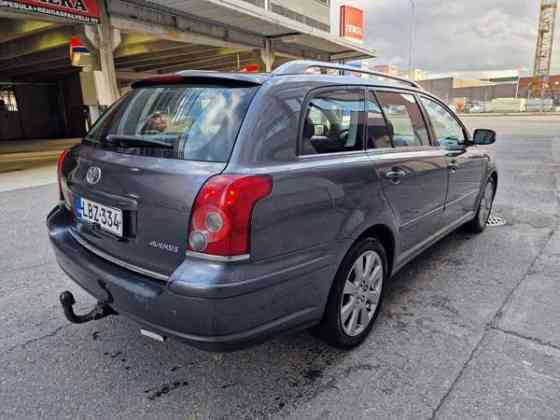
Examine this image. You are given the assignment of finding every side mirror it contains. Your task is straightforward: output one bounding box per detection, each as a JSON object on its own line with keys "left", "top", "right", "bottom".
{"left": 473, "top": 129, "right": 496, "bottom": 145}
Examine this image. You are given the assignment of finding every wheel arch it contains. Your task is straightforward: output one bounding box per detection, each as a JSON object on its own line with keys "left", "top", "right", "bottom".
{"left": 355, "top": 224, "right": 396, "bottom": 276}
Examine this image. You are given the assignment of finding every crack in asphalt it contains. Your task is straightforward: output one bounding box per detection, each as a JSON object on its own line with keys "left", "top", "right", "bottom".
{"left": 429, "top": 222, "right": 559, "bottom": 420}
{"left": 3, "top": 324, "right": 67, "bottom": 354}
{"left": 508, "top": 220, "right": 556, "bottom": 230}
{"left": 429, "top": 142, "right": 560, "bottom": 419}
{"left": 427, "top": 324, "right": 489, "bottom": 420}
{"left": 0, "top": 315, "right": 61, "bottom": 342}
{"left": 489, "top": 326, "right": 560, "bottom": 353}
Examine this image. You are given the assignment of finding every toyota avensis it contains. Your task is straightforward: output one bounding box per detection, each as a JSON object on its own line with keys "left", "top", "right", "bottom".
{"left": 48, "top": 61, "right": 497, "bottom": 351}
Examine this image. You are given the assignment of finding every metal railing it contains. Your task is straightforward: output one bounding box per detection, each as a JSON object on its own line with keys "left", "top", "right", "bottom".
{"left": 272, "top": 60, "right": 423, "bottom": 89}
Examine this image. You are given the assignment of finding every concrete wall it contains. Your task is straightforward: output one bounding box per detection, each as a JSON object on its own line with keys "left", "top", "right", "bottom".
{"left": 419, "top": 77, "right": 518, "bottom": 104}
{"left": 453, "top": 84, "right": 517, "bottom": 102}
{"left": 418, "top": 78, "right": 454, "bottom": 103}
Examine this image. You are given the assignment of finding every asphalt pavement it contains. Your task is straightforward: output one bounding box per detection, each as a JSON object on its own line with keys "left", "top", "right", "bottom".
{"left": 1, "top": 116, "right": 559, "bottom": 419}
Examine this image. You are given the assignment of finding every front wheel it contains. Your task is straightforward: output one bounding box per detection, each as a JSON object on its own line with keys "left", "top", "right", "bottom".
{"left": 312, "top": 238, "right": 387, "bottom": 349}
{"left": 465, "top": 178, "right": 495, "bottom": 233}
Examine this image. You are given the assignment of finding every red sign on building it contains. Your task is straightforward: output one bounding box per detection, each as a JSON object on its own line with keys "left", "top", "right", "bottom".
{"left": 0, "top": 0, "right": 100, "bottom": 24}
{"left": 340, "top": 5, "right": 364, "bottom": 43}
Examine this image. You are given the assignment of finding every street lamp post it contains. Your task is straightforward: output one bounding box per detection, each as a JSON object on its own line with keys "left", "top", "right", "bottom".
{"left": 408, "top": 0, "right": 416, "bottom": 81}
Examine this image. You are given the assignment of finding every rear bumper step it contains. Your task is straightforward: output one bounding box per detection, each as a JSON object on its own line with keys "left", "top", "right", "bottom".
{"left": 59, "top": 290, "right": 116, "bottom": 324}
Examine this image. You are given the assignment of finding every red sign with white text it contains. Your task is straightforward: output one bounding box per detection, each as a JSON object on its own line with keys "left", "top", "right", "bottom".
{"left": 0, "top": 0, "right": 100, "bottom": 24}
{"left": 340, "top": 5, "right": 364, "bottom": 43}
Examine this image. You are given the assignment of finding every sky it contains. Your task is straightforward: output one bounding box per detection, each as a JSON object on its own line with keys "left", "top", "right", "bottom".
{"left": 333, "top": 0, "right": 560, "bottom": 75}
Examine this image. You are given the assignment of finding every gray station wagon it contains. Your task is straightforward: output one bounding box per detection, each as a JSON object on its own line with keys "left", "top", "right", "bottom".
{"left": 48, "top": 61, "right": 497, "bottom": 351}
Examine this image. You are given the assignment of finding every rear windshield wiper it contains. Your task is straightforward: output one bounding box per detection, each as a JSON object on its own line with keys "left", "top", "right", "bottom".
{"left": 105, "top": 134, "right": 174, "bottom": 148}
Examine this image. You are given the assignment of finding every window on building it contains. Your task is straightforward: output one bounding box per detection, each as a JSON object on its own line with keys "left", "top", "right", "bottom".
{"left": 375, "top": 91, "right": 429, "bottom": 147}
{"left": 301, "top": 89, "right": 365, "bottom": 155}
{"left": 420, "top": 96, "right": 466, "bottom": 147}
{"left": 0, "top": 87, "right": 18, "bottom": 112}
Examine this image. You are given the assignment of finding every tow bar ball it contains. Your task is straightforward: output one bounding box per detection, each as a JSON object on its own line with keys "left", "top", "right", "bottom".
{"left": 59, "top": 291, "right": 116, "bottom": 324}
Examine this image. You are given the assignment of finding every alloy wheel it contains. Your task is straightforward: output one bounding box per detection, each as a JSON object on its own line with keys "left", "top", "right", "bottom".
{"left": 340, "top": 250, "right": 384, "bottom": 337}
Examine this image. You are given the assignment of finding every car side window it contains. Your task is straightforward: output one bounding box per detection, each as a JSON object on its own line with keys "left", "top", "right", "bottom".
{"left": 366, "top": 90, "right": 392, "bottom": 149}
{"left": 375, "top": 91, "right": 429, "bottom": 147}
{"left": 301, "top": 89, "right": 365, "bottom": 155}
{"left": 420, "top": 97, "right": 466, "bottom": 147}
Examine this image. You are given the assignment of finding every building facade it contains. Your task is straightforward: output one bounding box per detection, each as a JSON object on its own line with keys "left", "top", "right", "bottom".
{"left": 418, "top": 77, "right": 517, "bottom": 106}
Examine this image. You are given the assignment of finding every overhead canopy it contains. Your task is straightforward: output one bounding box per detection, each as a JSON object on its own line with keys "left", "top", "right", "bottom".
{"left": 0, "top": 0, "right": 375, "bottom": 83}
{"left": 0, "top": 16, "right": 264, "bottom": 81}
{"left": 109, "top": 0, "right": 376, "bottom": 61}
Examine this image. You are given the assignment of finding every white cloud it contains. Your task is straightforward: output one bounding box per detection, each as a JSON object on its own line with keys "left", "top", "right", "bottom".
{"left": 349, "top": 0, "right": 560, "bottom": 74}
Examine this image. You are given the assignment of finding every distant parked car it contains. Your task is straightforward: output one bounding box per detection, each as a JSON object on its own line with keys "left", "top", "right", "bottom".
{"left": 48, "top": 61, "right": 498, "bottom": 351}
{"left": 467, "top": 103, "right": 482, "bottom": 113}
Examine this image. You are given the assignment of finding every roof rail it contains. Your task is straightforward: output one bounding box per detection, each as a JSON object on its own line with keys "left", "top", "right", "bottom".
{"left": 272, "top": 60, "right": 422, "bottom": 90}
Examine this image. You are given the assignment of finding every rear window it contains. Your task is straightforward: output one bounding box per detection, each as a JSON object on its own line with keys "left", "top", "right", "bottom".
{"left": 84, "top": 85, "right": 258, "bottom": 162}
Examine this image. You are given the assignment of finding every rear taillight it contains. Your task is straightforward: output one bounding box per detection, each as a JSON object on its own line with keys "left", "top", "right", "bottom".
{"left": 187, "top": 175, "right": 272, "bottom": 259}
{"left": 56, "top": 149, "right": 69, "bottom": 202}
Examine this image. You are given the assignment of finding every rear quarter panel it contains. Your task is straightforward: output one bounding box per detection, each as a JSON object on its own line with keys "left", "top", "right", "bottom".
{"left": 227, "top": 79, "right": 397, "bottom": 263}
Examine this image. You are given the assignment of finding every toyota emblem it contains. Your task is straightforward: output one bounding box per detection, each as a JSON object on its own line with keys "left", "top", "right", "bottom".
{"left": 86, "top": 167, "right": 102, "bottom": 185}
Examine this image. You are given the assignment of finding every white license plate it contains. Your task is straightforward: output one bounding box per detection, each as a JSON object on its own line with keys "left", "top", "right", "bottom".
{"left": 77, "top": 197, "right": 123, "bottom": 237}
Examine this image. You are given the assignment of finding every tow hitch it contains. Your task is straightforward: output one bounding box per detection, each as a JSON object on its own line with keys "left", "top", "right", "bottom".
{"left": 59, "top": 291, "right": 116, "bottom": 324}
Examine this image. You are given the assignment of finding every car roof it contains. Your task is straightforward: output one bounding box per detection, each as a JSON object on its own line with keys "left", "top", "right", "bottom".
{"left": 133, "top": 71, "right": 425, "bottom": 93}
{"left": 133, "top": 60, "right": 428, "bottom": 94}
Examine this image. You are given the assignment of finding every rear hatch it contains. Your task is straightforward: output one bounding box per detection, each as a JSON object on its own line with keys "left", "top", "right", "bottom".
{"left": 63, "top": 79, "right": 259, "bottom": 278}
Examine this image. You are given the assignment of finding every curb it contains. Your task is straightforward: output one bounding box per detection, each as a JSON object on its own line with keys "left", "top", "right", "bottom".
{"left": 460, "top": 112, "right": 560, "bottom": 117}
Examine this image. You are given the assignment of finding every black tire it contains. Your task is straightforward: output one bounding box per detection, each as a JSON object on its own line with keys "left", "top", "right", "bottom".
{"left": 465, "top": 178, "right": 496, "bottom": 233}
{"left": 311, "top": 238, "right": 387, "bottom": 349}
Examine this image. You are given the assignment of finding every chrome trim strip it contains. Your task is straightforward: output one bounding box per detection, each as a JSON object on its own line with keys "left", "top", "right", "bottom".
{"left": 185, "top": 250, "right": 250, "bottom": 262}
{"left": 400, "top": 205, "right": 445, "bottom": 230}
{"left": 445, "top": 190, "right": 478, "bottom": 207}
{"left": 368, "top": 148, "right": 448, "bottom": 159}
{"left": 298, "top": 150, "right": 367, "bottom": 159}
{"left": 69, "top": 230, "right": 170, "bottom": 282}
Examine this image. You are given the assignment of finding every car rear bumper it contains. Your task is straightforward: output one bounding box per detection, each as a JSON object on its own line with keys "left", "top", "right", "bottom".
{"left": 47, "top": 205, "right": 337, "bottom": 351}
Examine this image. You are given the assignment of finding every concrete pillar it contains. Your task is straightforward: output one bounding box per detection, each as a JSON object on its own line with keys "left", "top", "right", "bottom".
{"left": 97, "top": 0, "right": 120, "bottom": 104}
{"left": 88, "top": 106, "right": 102, "bottom": 128}
{"left": 81, "top": 1, "right": 121, "bottom": 125}
{"left": 261, "top": 39, "right": 275, "bottom": 73}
